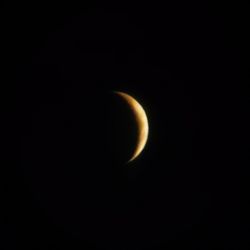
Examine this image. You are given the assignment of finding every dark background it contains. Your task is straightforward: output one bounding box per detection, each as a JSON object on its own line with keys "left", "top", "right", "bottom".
{"left": 2, "top": 2, "right": 248, "bottom": 249}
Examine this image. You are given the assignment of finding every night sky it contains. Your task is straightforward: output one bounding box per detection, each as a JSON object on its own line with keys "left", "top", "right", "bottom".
{"left": 2, "top": 2, "right": 247, "bottom": 250}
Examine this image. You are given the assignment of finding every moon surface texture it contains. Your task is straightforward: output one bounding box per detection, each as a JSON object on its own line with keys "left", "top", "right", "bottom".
{"left": 114, "top": 91, "right": 149, "bottom": 163}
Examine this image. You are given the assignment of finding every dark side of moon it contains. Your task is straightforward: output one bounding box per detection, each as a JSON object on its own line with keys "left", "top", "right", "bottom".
{"left": 25, "top": 92, "right": 144, "bottom": 180}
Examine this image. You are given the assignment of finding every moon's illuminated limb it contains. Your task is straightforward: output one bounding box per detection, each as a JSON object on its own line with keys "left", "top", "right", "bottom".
{"left": 114, "top": 91, "right": 149, "bottom": 163}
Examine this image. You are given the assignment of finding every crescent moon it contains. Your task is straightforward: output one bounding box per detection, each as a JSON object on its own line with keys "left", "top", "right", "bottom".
{"left": 114, "top": 91, "right": 149, "bottom": 163}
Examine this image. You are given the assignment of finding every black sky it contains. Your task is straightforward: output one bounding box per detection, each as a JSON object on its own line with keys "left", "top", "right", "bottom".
{"left": 2, "top": 2, "right": 248, "bottom": 250}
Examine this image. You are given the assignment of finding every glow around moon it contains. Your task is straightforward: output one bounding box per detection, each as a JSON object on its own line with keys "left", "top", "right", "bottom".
{"left": 114, "top": 91, "right": 149, "bottom": 163}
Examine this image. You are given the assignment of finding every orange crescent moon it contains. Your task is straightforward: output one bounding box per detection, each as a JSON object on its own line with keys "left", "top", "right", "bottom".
{"left": 114, "top": 91, "right": 149, "bottom": 163}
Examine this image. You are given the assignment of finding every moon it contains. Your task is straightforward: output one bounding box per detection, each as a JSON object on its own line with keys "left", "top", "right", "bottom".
{"left": 114, "top": 91, "right": 149, "bottom": 163}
